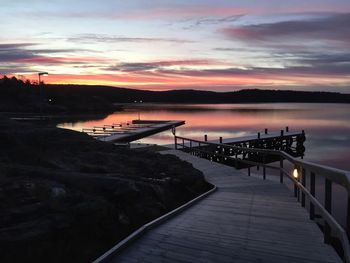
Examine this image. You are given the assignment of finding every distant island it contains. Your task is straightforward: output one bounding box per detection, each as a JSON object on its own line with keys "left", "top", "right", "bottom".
{"left": 1, "top": 76, "right": 349, "bottom": 114}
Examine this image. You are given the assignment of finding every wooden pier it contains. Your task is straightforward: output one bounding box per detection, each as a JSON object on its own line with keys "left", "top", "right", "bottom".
{"left": 82, "top": 120, "right": 185, "bottom": 143}
{"left": 97, "top": 150, "right": 344, "bottom": 263}
{"left": 175, "top": 129, "right": 305, "bottom": 170}
{"left": 207, "top": 127, "right": 305, "bottom": 154}
{"left": 90, "top": 126, "right": 350, "bottom": 263}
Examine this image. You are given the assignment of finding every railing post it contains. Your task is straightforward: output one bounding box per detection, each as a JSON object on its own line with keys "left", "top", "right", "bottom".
{"left": 175, "top": 136, "right": 177, "bottom": 150}
{"left": 347, "top": 195, "right": 350, "bottom": 237}
{"left": 204, "top": 134, "right": 207, "bottom": 141}
{"left": 301, "top": 168, "right": 306, "bottom": 207}
{"left": 264, "top": 128, "right": 268, "bottom": 134}
{"left": 235, "top": 153, "right": 238, "bottom": 168}
{"left": 219, "top": 137, "right": 222, "bottom": 144}
{"left": 281, "top": 130, "right": 284, "bottom": 136}
{"left": 310, "top": 172, "right": 316, "bottom": 220}
{"left": 257, "top": 132, "right": 261, "bottom": 139}
{"left": 248, "top": 167, "right": 251, "bottom": 176}
{"left": 263, "top": 155, "right": 266, "bottom": 180}
{"left": 182, "top": 138, "right": 185, "bottom": 149}
{"left": 324, "top": 178, "right": 332, "bottom": 244}
{"left": 286, "top": 126, "right": 289, "bottom": 132}
{"left": 279, "top": 157, "right": 284, "bottom": 183}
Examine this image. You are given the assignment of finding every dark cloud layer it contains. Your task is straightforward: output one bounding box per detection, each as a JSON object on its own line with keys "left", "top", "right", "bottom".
{"left": 106, "top": 60, "right": 212, "bottom": 72}
{"left": 0, "top": 43, "right": 93, "bottom": 63}
{"left": 221, "top": 13, "right": 350, "bottom": 46}
{"left": 0, "top": 43, "right": 37, "bottom": 61}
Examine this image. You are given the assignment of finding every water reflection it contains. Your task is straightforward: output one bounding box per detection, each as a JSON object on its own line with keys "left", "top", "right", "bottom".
{"left": 58, "top": 103, "right": 350, "bottom": 170}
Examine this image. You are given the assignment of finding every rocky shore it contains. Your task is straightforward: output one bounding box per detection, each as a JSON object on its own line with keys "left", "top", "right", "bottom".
{"left": 0, "top": 117, "right": 212, "bottom": 263}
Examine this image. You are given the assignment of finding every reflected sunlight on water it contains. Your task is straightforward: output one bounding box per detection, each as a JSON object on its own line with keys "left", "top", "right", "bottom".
{"left": 58, "top": 103, "right": 350, "bottom": 170}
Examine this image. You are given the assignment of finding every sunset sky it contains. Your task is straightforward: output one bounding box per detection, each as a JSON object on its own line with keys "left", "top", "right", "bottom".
{"left": 1, "top": 0, "right": 349, "bottom": 92}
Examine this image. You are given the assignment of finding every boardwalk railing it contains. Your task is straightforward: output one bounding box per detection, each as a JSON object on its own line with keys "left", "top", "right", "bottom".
{"left": 175, "top": 135, "right": 350, "bottom": 263}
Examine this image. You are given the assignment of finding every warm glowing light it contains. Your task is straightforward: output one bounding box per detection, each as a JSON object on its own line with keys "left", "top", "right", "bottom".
{"left": 293, "top": 168, "right": 299, "bottom": 179}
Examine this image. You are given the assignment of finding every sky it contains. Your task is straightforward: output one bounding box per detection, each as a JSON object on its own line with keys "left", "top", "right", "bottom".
{"left": 0, "top": 0, "right": 350, "bottom": 92}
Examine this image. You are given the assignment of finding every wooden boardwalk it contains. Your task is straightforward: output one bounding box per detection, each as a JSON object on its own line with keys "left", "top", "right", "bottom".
{"left": 108, "top": 150, "right": 341, "bottom": 263}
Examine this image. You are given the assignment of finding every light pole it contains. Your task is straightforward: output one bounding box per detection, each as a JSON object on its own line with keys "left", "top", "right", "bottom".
{"left": 38, "top": 72, "right": 48, "bottom": 84}
{"left": 38, "top": 72, "right": 48, "bottom": 118}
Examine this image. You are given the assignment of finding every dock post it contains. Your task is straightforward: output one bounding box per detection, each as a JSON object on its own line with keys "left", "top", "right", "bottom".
{"left": 204, "top": 134, "right": 208, "bottom": 141}
{"left": 219, "top": 137, "right": 222, "bottom": 143}
{"left": 301, "top": 168, "right": 306, "bottom": 207}
{"left": 286, "top": 126, "right": 289, "bottom": 132}
{"left": 174, "top": 136, "right": 177, "bottom": 149}
{"left": 310, "top": 172, "right": 316, "bottom": 220}
{"left": 264, "top": 128, "right": 268, "bottom": 134}
{"left": 279, "top": 157, "right": 284, "bottom": 183}
{"left": 257, "top": 132, "right": 260, "bottom": 139}
{"left": 248, "top": 167, "right": 251, "bottom": 176}
{"left": 324, "top": 179, "right": 332, "bottom": 244}
{"left": 280, "top": 130, "right": 284, "bottom": 136}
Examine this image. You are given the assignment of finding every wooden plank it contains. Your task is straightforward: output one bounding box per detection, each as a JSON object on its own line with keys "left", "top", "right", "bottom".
{"left": 107, "top": 150, "right": 342, "bottom": 263}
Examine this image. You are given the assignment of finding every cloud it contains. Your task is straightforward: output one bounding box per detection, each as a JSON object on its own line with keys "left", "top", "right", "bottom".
{"left": 158, "top": 63, "right": 350, "bottom": 78}
{"left": 0, "top": 43, "right": 36, "bottom": 49}
{"left": 106, "top": 59, "right": 215, "bottom": 72}
{"left": 0, "top": 43, "right": 37, "bottom": 61}
{"left": 0, "top": 43, "right": 106, "bottom": 67}
{"left": 0, "top": 65, "right": 33, "bottom": 75}
{"left": 112, "top": 6, "right": 249, "bottom": 20}
{"left": 68, "top": 34, "right": 194, "bottom": 44}
{"left": 179, "top": 14, "right": 244, "bottom": 30}
{"left": 221, "top": 13, "right": 350, "bottom": 46}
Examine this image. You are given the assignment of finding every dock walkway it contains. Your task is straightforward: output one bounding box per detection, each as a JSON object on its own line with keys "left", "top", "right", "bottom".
{"left": 108, "top": 150, "right": 341, "bottom": 263}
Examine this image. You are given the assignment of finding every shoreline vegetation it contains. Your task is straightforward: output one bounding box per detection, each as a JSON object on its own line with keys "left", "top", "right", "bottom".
{"left": 1, "top": 76, "right": 349, "bottom": 115}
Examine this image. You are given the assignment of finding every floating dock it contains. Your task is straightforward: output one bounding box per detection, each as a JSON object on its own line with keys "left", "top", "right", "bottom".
{"left": 83, "top": 120, "right": 185, "bottom": 143}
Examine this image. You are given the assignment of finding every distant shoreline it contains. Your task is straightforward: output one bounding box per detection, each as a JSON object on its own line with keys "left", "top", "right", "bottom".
{"left": 1, "top": 77, "right": 349, "bottom": 116}
{"left": 45, "top": 84, "right": 350, "bottom": 104}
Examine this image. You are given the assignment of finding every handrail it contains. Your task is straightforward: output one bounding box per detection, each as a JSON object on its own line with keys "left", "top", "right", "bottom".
{"left": 175, "top": 135, "right": 350, "bottom": 263}
{"left": 175, "top": 135, "right": 350, "bottom": 192}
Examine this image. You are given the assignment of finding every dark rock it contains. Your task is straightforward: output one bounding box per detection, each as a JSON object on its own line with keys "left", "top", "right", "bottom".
{"left": 0, "top": 117, "right": 212, "bottom": 263}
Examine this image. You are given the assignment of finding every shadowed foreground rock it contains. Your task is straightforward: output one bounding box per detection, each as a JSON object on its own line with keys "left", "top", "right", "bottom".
{"left": 0, "top": 118, "right": 212, "bottom": 263}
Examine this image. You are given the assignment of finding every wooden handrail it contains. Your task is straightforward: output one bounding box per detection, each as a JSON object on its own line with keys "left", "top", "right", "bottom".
{"left": 175, "top": 135, "right": 350, "bottom": 191}
{"left": 175, "top": 135, "right": 350, "bottom": 263}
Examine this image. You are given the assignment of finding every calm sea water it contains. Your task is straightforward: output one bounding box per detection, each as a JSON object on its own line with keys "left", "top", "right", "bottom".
{"left": 59, "top": 103, "right": 350, "bottom": 171}
{"left": 59, "top": 103, "right": 350, "bottom": 227}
